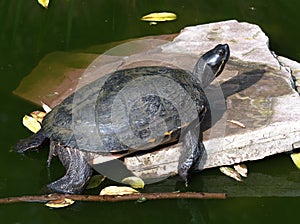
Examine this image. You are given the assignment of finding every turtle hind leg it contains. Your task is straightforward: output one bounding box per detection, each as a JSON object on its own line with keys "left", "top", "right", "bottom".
{"left": 47, "top": 144, "right": 92, "bottom": 194}
{"left": 13, "top": 131, "right": 47, "bottom": 153}
{"left": 178, "top": 129, "right": 203, "bottom": 186}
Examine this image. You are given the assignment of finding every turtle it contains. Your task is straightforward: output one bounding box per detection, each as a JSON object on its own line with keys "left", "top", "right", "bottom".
{"left": 14, "top": 44, "right": 230, "bottom": 194}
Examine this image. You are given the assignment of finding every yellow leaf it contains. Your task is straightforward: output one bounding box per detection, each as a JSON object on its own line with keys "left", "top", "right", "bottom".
{"left": 291, "top": 152, "right": 300, "bottom": 169}
{"left": 99, "top": 186, "right": 139, "bottom": 196}
{"left": 45, "top": 198, "right": 74, "bottom": 208}
{"left": 22, "top": 115, "right": 41, "bottom": 133}
{"left": 219, "top": 167, "right": 242, "bottom": 182}
{"left": 141, "top": 12, "right": 177, "bottom": 22}
{"left": 86, "top": 175, "right": 106, "bottom": 190}
{"left": 30, "top": 111, "right": 47, "bottom": 123}
{"left": 122, "top": 176, "right": 145, "bottom": 189}
{"left": 233, "top": 164, "right": 248, "bottom": 177}
{"left": 38, "top": 0, "right": 50, "bottom": 9}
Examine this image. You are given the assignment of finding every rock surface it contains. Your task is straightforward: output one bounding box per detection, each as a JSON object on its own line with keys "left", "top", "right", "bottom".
{"left": 123, "top": 20, "right": 300, "bottom": 179}
{"left": 14, "top": 20, "right": 300, "bottom": 181}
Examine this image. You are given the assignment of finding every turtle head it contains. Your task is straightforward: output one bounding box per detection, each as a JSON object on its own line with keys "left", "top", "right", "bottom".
{"left": 193, "top": 44, "right": 230, "bottom": 88}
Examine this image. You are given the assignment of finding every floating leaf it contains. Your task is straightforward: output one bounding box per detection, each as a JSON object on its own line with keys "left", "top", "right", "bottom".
{"left": 30, "top": 111, "right": 47, "bottom": 123}
{"left": 86, "top": 175, "right": 106, "bottom": 190}
{"left": 233, "top": 164, "right": 248, "bottom": 177}
{"left": 141, "top": 12, "right": 177, "bottom": 22}
{"left": 37, "top": 0, "right": 50, "bottom": 9}
{"left": 22, "top": 115, "right": 41, "bottom": 133}
{"left": 45, "top": 198, "right": 74, "bottom": 208}
{"left": 291, "top": 152, "right": 300, "bottom": 169}
{"left": 219, "top": 167, "right": 243, "bottom": 182}
{"left": 122, "top": 176, "right": 145, "bottom": 189}
{"left": 99, "top": 186, "right": 139, "bottom": 195}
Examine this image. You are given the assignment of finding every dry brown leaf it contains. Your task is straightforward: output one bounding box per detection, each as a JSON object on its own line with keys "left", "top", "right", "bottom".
{"left": 219, "top": 167, "right": 243, "bottom": 182}
{"left": 30, "top": 111, "right": 47, "bottom": 123}
{"left": 227, "top": 119, "right": 246, "bottom": 128}
{"left": 233, "top": 164, "right": 248, "bottom": 177}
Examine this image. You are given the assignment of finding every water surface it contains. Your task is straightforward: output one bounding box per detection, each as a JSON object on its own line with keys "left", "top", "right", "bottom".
{"left": 1, "top": 1, "right": 300, "bottom": 223}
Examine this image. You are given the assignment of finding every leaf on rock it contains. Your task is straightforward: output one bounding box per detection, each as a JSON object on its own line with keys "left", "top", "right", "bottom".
{"left": 141, "top": 12, "right": 177, "bottom": 22}
{"left": 233, "top": 164, "right": 248, "bottom": 177}
{"left": 37, "top": 0, "right": 50, "bottom": 9}
{"left": 122, "top": 176, "right": 145, "bottom": 189}
{"left": 45, "top": 198, "right": 74, "bottom": 208}
{"left": 22, "top": 115, "right": 41, "bottom": 133}
{"left": 99, "top": 186, "right": 139, "bottom": 196}
{"left": 227, "top": 119, "right": 246, "bottom": 128}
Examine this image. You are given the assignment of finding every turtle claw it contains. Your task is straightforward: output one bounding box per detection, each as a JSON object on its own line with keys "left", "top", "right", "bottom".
{"left": 47, "top": 141, "right": 58, "bottom": 167}
{"left": 185, "top": 181, "right": 189, "bottom": 188}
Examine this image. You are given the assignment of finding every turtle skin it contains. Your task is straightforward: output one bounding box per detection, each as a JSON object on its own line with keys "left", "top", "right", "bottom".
{"left": 14, "top": 44, "right": 230, "bottom": 194}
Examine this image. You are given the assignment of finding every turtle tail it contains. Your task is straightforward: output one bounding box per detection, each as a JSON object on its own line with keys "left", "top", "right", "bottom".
{"left": 13, "top": 131, "right": 47, "bottom": 153}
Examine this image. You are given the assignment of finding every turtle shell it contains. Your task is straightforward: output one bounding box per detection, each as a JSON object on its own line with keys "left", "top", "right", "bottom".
{"left": 42, "top": 66, "right": 207, "bottom": 154}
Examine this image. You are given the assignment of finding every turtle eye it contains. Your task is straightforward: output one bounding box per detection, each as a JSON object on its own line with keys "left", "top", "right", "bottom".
{"left": 217, "top": 48, "right": 225, "bottom": 56}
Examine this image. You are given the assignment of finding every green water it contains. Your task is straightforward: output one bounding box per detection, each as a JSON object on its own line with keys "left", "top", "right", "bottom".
{"left": 1, "top": 0, "right": 300, "bottom": 223}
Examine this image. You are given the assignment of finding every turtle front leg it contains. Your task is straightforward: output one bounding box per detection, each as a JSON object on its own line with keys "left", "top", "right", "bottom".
{"left": 178, "top": 129, "right": 203, "bottom": 186}
{"left": 47, "top": 143, "right": 92, "bottom": 194}
{"left": 13, "top": 131, "right": 46, "bottom": 153}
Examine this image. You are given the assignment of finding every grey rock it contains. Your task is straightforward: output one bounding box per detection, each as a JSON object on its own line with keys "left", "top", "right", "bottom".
{"left": 124, "top": 20, "right": 300, "bottom": 179}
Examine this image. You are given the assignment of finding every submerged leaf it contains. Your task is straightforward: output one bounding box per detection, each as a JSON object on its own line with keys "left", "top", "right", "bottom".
{"left": 141, "top": 12, "right": 177, "bottom": 22}
{"left": 149, "top": 22, "right": 158, "bottom": 26}
{"left": 291, "top": 152, "right": 300, "bottom": 170}
{"left": 86, "top": 175, "right": 106, "bottom": 190}
{"left": 233, "top": 164, "right": 248, "bottom": 177}
{"left": 219, "top": 167, "right": 243, "bottom": 181}
{"left": 99, "top": 186, "right": 139, "bottom": 195}
{"left": 37, "top": 0, "right": 50, "bottom": 9}
{"left": 22, "top": 115, "right": 41, "bottom": 133}
{"left": 136, "top": 197, "right": 147, "bottom": 203}
{"left": 122, "top": 176, "right": 145, "bottom": 189}
{"left": 45, "top": 198, "right": 74, "bottom": 208}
